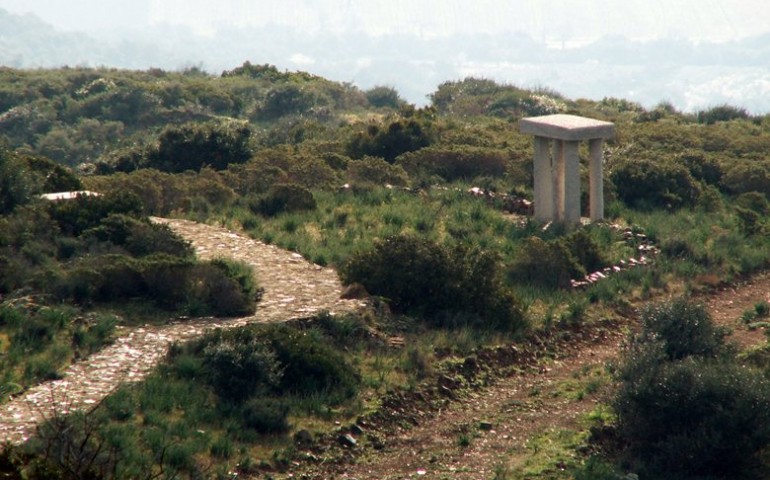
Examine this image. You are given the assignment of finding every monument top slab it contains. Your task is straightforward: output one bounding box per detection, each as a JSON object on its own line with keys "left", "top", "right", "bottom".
{"left": 519, "top": 114, "right": 615, "bottom": 141}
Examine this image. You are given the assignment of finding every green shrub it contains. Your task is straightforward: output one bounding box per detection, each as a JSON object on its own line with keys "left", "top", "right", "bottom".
{"left": 200, "top": 329, "right": 282, "bottom": 402}
{"left": 187, "top": 322, "right": 360, "bottom": 404}
{"left": 721, "top": 161, "right": 770, "bottom": 195}
{"left": 639, "top": 298, "right": 727, "bottom": 361}
{"left": 614, "top": 358, "right": 770, "bottom": 478}
{"left": 347, "top": 116, "right": 433, "bottom": 163}
{"left": 252, "top": 183, "right": 317, "bottom": 217}
{"left": 240, "top": 397, "right": 291, "bottom": 434}
{"left": 365, "top": 85, "right": 403, "bottom": 109}
{"left": 48, "top": 190, "right": 144, "bottom": 236}
{"left": 347, "top": 155, "right": 409, "bottom": 186}
{"left": 735, "top": 191, "right": 770, "bottom": 215}
{"left": 146, "top": 121, "right": 253, "bottom": 173}
{"left": 611, "top": 298, "right": 770, "bottom": 478}
{"left": 508, "top": 236, "right": 583, "bottom": 289}
{"left": 260, "top": 325, "right": 361, "bottom": 402}
{"left": 341, "top": 235, "right": 526, "bottom": 331}
{"left": 83, "top": 214, "right": 193, "bottom": 257}
{"left": 611, "top": 159, "right": 701, "bottom": 210}
{"left": 562, "top": 229, "right": 608, "bottom": 273}
{"left": 397, "top": 146, "right": 508, "bottom": 182}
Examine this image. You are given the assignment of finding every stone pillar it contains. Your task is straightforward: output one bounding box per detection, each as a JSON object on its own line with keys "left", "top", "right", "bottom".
{"left": 553, "top": 140, "right": 565, "bottom": 221}
{"left": 519, "top": 114, "right": 614, "bottom": 225}
{"left": 589, "top": 138, "right": 604, "bottom": 221}
{"left": 563, "top": 141, "right": 581, "bottom": 224}
{"left": 533, "top": 136, "right": 554, "bottom": 221}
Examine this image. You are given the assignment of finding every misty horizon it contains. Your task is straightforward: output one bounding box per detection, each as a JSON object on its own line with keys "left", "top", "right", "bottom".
{"left": 1, "top": 1, "right": 769, "bottom": 113}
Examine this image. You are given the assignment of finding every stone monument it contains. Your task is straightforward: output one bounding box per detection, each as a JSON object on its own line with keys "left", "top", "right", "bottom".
{"left": 519, "top": 114, "right": 614, "bottom": 224}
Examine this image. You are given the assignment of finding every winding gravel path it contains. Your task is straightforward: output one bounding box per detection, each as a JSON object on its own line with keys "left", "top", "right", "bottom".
{"left": 0, "top": 218, "right": 366, "bottom": 444}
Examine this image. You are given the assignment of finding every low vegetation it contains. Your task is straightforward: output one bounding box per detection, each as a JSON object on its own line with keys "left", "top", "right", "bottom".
{"left": 2, "top": 64, "right": 770, "bottom": 478}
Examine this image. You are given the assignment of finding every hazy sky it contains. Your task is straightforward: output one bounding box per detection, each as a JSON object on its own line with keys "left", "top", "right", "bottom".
{"left": 2, "top": 0, "right": 769, "bottom": 112}
{"left": 2, "top": 0, "right": 768, "bottom": 42}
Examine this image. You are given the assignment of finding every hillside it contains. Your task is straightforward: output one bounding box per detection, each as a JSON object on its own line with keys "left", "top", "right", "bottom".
{"left": 2, "top": 65, "right": 770, "bottom": 479}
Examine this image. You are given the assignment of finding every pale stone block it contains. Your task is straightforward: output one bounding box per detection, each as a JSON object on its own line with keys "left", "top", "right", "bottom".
{"left": 563, "top": 141, "right": 581, "bottom": 224}
{"left": 589, "top": 139, "right": 604, "bottom": 221}
{"left": 520, "top": 114, "right": 615, "bottom": 141}
{"left": 533, "top": 136, "right": 554, "bottom": 220}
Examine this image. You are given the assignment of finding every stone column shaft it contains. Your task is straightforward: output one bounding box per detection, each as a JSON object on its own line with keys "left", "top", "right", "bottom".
{"left": 589, "top": 138, "right": 604, "bottom": 221}
{"left": 553, "top": 140, "right": 565, "bottom": 221}
{"left": 533, "top": 136, "right": 554, "bottom": 221}
{"left": 563, "top": 141, "right": 581, "bottom": 224}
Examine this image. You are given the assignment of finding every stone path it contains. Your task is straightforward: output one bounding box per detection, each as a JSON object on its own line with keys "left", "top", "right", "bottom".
{"left": 0, "top": 218, "right": 366, "bottom": 444}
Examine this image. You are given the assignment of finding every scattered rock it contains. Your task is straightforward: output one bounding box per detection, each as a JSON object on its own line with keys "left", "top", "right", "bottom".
{"left": 338, "top": 433, "right": 357, "bottom": 448}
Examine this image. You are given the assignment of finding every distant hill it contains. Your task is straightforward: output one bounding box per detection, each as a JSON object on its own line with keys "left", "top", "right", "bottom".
{"left": 2, "top": 7, "right": 770, "bottom": 112}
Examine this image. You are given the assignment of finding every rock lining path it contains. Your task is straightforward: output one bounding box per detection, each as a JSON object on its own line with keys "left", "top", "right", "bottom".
{"left": 0, "top": 218, "right": 366, "bottom": 444}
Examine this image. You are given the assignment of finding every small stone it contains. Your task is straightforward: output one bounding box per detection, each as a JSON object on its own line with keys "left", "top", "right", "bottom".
{"left": 479, "top": 421, "right": 494, "bottom": 431}
{"left": 338, "top": 433, "right": 357, "bottom": 448}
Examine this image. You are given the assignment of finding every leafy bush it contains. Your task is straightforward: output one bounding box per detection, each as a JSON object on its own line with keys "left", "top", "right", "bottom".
{"left": 397, "top": 146, "right": 508, "bottom": 181}
{"left": 240, "top": 398, "right": 291, "bottom": 434}
{"left": 259, "top": 325, "right": 361, "bottom": 401}
{"left": 54, "top": 254, "right": 260, "bottom": 316}
{"left": 83, "top": 214, "right": 193, "bottom": 257}
{"left": 186, "top": 322, "right": 360, "bottom": 404}
{"left": 638, "top": 298, "right": 727, "bottom": 361}
{"left": 201, "top": 329, "right": 283, "bottom": 402}
{"left": 341, "top": 235, "right": 526, "bottom": 331}
{"left": 612, "top": 298, "right": 770, "bottom": 479}
{"left": 252, "top": 183, "right": 317, "bottom": 217}
{"left": 144, "top": 121, "right": 253, "bottom": 173}
{"left": 347, "top": 116, "right": 433, "bottom": 163}
{"left": 365, "top": 85, "right": 403, "bottom": 109}
{"left": 614, "top": 357, "right": 770, "bottom": 478}
{"left": 611, "top": 159, "right": 701, "bottom": 210}
{"left": 508, "top": 236, "right": 584, "bottom": 289}
{"left": 347, "top": 155, "right": 409, "bottom": 186}
{"left": 721, "top": 161, "right": 770, "bottom": 195}
{"left": 697, "top": 104, "right": 750, "bottom": 124}
{"left": 48, "top": 190, "right": 144, "bottom": 236}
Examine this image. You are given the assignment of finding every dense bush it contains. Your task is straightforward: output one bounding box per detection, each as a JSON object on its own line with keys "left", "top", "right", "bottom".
{"left": 185, "top": 322, "right": 360, "bottom": 404}
{"left": 201, "top": 328, "right": 283, "bottom": 402}
{"left": 47, "top": 190, "right": 144, "bottom": 236}
{"left": 83, "top": 214, "right": 193, "bottom": 257}
{"left": 53, "top": 254, "right": 261, "bottom": 316}
{"left": 341, "top": 235, "right": 526, "bottom": 331}
{"left": 252, "top": 183, "right": 317, "bottom": 217}
{"left": 397, "top": 146, "right": 508, "bottom": 181}
{"left": 611, "top": 158, "right": 701, "bottom": 209}
{"left": 365, "top": 85, "right": 403, "bottom": 109}
{"left": 347, "top": 116, "right": 433, "bottom": 163}
{"left": 508, "top": 236, "right": 584, "bottom": 289}
{"left": 721, "top": 161, "right": 770, "bottom": 195}
{"left": 347, "top": 155, "right": 409, "bottom": 186}
{"left": 637, "top": 298, "right": 728, "bottom": 360}
{"left": 612, "top": 298, "right": 770, "bottom": 479}
{"left": 149, "top": 121, "right": 253, "bottom": 172}
{"left": 0, "top": 147, "right": 33, "bottom": 214}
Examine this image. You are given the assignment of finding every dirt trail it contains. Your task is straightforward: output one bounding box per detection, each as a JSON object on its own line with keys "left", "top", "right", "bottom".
{"left": 0, "top": 218, "right": 365, "bottom": 444}
{"left": 281, "top": 276, "right": 770, "bottom": 479}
